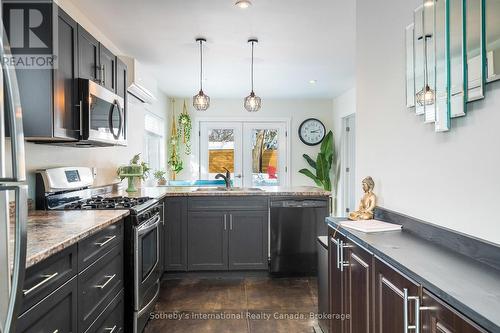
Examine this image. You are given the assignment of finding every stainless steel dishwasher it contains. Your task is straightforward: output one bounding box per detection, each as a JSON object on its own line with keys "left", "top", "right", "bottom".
{"left": 270, "top": 197, "right": 329, "bottom": 275}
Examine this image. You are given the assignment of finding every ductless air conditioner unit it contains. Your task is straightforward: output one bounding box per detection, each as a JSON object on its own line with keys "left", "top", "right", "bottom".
{"left": 119, "top": 56, "right": 157, "bottom": 104}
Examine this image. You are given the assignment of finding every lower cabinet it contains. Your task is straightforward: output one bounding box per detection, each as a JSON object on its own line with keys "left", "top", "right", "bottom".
{"left": 16, "top": 277, "right": 78, "bottom": 333}
{"left": 164, "top": 197, "right": 188, "bottom": 271}
{"left": 421, "top": 289, "right": 487, "bottom": 333}
{"left": 84, "top": 290, "right": 125, "bottom": 333}
{"left": 187, "top": 209, "right": 268, "bottom": 271}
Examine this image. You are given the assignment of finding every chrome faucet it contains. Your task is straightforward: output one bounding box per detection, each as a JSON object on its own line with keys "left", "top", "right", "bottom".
{"left": 215, "top": 167, "right": 231, "bottom": 189}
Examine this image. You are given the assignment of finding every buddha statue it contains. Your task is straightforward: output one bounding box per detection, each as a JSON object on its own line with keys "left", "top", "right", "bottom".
{"left": 348, "top": 176, "right": 377, "bottom": 221}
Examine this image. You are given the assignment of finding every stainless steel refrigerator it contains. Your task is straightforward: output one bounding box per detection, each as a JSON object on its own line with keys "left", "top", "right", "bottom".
{"left": 0, "top": 10, "right": 28, "bottom": 333}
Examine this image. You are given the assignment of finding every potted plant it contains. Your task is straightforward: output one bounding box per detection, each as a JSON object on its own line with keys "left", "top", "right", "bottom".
{"left": 153, "top": 170, "right": 167, "bottom": 186}
{"left": 299, "top": 131, "right": 336, "bottom": 191}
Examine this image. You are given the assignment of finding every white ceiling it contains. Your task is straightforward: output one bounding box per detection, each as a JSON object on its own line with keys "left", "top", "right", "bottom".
{"left": 70, "top": 0, "right": 355, "bottom": 99}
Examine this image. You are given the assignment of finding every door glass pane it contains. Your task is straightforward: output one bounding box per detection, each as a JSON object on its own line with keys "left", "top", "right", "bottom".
{"left": 250, "top": 129, "right": 279, "bottom": 186}
{"left": 208, "top": 129, "right": 234, "bottom": 179}
{"left": 141, "top": 227, "right": 158, "bottom": 280}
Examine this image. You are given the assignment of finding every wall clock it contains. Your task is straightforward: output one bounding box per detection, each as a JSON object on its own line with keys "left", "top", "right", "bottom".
{"left": 298, "top": 118, "right": 326, "bottom": 146}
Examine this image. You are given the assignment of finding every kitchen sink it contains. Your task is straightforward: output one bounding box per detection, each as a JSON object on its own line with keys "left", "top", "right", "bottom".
{"left": 194, "top": 187, "right": 264, "bottom": 192}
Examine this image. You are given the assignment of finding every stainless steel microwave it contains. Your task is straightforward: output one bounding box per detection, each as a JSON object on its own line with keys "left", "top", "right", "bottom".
{"left": 77, "top": 79, "right": 127, "bottom": 147}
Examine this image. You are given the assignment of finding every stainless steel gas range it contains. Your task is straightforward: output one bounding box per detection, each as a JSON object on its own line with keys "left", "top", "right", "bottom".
{"left": 36, "top": 167, "right": 163, "bottom": 333}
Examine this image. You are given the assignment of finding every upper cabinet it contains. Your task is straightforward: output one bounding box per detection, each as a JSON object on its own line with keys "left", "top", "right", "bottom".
{"left": 116, "top": 58, "right": 128, "bottom": 99}
{"left": 99, "top": 44, "right": 116, "bottom": 92}
{"left": 77, "top": 25, "right": 99, "bottom": 83}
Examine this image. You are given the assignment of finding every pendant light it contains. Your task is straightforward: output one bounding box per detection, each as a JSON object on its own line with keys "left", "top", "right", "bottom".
{"left": 416, "top": 34, "right": 435, "bottom": 106}
{"left": 244, "top": 38, "right": 262, "bottom": 112}
{"left": 193, "top": 38, "right": 210, "bottom": 111}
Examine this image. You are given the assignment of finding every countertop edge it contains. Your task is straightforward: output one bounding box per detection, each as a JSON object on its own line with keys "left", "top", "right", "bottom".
{"left": 326, "top": 217, "right": 499, "bottom": 332}
{"left": 26, "top": 210, "right": 130, "bottom": 268}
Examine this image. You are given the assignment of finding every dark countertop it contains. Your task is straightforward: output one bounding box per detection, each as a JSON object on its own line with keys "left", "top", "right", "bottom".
{"left": 326, "top": 217, "right": 500, "bottom": 332}
{"left": 10, "top": 210, "right": 129, "bottom": 268}
{"left": 110, "top": 185, "right": 331, "bottom": 199}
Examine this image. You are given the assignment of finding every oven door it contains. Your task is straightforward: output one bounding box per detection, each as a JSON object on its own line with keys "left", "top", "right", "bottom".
{"left": 134, "top": 213, "right": 161, "bottom": 312}
{"left": 79, "top": 79, "right": 126, "bottom": 146}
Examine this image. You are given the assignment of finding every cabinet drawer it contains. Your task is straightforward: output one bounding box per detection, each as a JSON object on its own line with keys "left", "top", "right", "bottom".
{"left": 188, "top": 196, "right": 268, "bottom": 211}
{"left": 21, "top": 244, "right": 77, "bottom": 314}
{"left": 17, "top": 277, "right": 78, "bottom": 333}
{"left": 79, "top": 221, "right": 123, "bottom": 270}
{"left": 84, "top": 289, "right": 124, "bottom": 333}
{"left": 78, "top": 244, "right": 124, "bottom": 332}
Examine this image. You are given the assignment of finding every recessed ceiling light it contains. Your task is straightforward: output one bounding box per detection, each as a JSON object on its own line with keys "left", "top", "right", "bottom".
{"left": 424, "top": 0, "right": 434, "bottom": 7}
{"left": 235, "top": 0, "right": 252, "bottom": 9}
{"left": 309, "top": 80, "right": 317, "bottom": 84}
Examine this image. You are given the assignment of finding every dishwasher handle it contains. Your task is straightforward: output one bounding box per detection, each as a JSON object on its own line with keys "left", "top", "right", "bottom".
{"left": 270, "top": 199, "right": 328, "bottom": 208}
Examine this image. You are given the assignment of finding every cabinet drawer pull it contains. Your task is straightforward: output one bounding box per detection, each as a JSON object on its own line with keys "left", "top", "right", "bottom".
{"left": 224, "top": 214, "right": 227, "bottom": 230}
{"left": 403, "top": 288, "right": 420, "bottom": 333}
{"left": 104, "top": 325, "right": 117, "bottom": 333}
{"left": 95, "top": 235, "right": 116, "bottom": 247}
{"left": 53, "top": 330, "right": 59, "bottom": 333}
{"left": 23, "top": 272, "right": 59, "bottom": 296}
{"left": 95, "top": 274, "right": 116, "bottom": 289}
{"left": 229, "top": 214, "right": 233, "bottom": 230}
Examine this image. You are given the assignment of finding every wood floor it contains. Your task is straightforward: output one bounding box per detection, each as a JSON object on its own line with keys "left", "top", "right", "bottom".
{"left": 145, "top": 276, "right": 319, "bottom": 333}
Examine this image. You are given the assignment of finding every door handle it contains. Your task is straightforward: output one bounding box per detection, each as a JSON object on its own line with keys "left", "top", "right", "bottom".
{"left": 224, "top": 214, "right": 227, "bottom": 230}
{"left": 229, "top": 214, "right": 233, "bottom": 230}
{"left": 95, "top": 274, "right": 116, "bottom": 289}
{"left": 403, "top": 288, "right": 420, "bottom": 333}
{"left": 101, "top": 64, "right": 106, "bottom": 86}
{"left": 94, "top": 235, "right": 116, "bottom": 247}
{"left": 104, "top": 325, "right": 117, "bottom": 333}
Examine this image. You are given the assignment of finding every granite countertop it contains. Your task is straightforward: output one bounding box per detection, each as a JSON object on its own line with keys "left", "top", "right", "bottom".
{"left": 110, "top": 186, "right": 331, "bottom": 199}
{"left": 10, "top": 210, "right": 129, "bottom": 268}
{"left": 326, "top": 217, "right": 500, "bottom": 332}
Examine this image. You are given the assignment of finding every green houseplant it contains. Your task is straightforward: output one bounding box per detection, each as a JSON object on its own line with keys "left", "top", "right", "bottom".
{"left": 118, "top": 153, "right": 150, "bottom": 192}
{"left": 153, "top": 170, "right": 167, "bottom": 186}
{"left": 299, "top": 130, "right": 335, "bottom": 191}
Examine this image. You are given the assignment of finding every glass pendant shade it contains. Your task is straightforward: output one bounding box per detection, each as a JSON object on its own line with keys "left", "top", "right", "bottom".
{"left": 245, "top": 39, "right": 261, "bottom": 112}
{"left": 193, "top": 38, "right": 210, "bottom": 111}
{"left": 193, "top": 90, "right": 210, "bottom": 111}
{"left": 244, "top": 91, "right": 261, "bottom": 112}
{"left": 416, "top": 85, "right": 435, "bottom": 106}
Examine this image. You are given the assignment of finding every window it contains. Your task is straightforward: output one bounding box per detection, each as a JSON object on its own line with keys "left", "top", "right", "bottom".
{"left": 144, "top": 112, "right": 165, "bottom": 181}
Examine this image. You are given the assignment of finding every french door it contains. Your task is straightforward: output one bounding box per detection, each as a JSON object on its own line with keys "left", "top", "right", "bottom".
{"left": 199, "top": 121, "right": 288, "bottom": 187}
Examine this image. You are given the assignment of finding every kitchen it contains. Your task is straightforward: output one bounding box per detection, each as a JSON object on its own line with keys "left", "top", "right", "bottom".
{"left": 1, "top": 0, "right": 500, "bottom": 333}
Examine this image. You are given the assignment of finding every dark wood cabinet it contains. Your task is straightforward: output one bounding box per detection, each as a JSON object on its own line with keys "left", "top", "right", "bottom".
{"left": 421, "top": 289, "right": 487, "bottom": 333}
{"left": 165, "top": 198, "right": 188, "bottom": 271}
{"left": 77, "top": 25, "right": 99, "bottom": 83}
{"left": 116, "top": 57, "right": 128, "bottom": 99}
{"left": 328, "top": 232, "right": 344, "bottom": 333}
{"left": 228, "top": 210, "right": 268, "bottom": 270}
{"left": 374, "top": 258, "right": 421, "bottom": 333}
{"left": 187, "top": 211, "right": 229, "bottom": 270}
{"left": 99, "top": 44, "right": 116, "bottom": 92}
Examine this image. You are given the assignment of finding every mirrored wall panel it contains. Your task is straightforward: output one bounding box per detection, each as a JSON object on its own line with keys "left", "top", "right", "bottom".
{"left": 486, "top": 0, "right": 500, "bottom": 82}
{"left": 406, "top": 24, "right": 416, "bottom": 108}
{"left": 449, "top": 0, "right": 466, "bottom": 117}
{"left": 466, "top": 0, "right": 485, "bottom": 100}
{"left": 414, "top": 6, "right": 426, "bottom": 115}
{"left": 435, "top": 0, "right": 451, "bottom": 131}
{"left": 423, "top": 2, "right": 436, "bottom": 124}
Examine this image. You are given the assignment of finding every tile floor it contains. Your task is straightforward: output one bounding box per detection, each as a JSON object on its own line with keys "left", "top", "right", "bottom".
{"left": 144, "top": 276, "right": 319, "bottom": 333}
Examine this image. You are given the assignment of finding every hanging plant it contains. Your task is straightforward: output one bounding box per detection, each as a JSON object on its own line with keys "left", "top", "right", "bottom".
{"left": 168, "top": 99, "right": 183, "bottom": 180}
{"left": 178, "top": 100, "right": 192, "bottom": 155}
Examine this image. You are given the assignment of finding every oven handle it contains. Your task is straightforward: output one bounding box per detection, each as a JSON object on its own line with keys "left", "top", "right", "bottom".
{"left": 108, "top": 99, "right": 123, "bottom": 140}
{"left": 137, "top": 215, "right": 161, "bottom": 235}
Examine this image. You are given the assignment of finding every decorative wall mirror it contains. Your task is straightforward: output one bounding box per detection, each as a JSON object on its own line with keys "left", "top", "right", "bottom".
{"left": 423, "top": 1, "right": 436, "bottom": 124}
{"left": 449, "top": 0, "right": 466, "bottom": 117}
{"left": 414, "top": 6, "right": 426, "bottom": 116}
{"left": 466, "top": 0, "right": 485, "bottom": 100}
{"left": 435, "top": 0, "right": 451, "bottom": 131}
{"left": 485, "top": 0, "right": 500, "bottom": 82}
{"left": 406, "top": 23, "right": 416, "bottom": 108}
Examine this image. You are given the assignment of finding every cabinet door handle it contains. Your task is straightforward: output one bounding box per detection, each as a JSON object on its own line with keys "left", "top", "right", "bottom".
{"left": 229, "top": 214, "right": 233, "bottom": 230}
{"left": 95, "top": 274, "right": 116, "bottom": 289}
{"left": 105, "top": 325, "right": 117, "bottom": 333}
{"left": 336, "top": 238, "right": 340, "bottom": 270}
{"left": 224, "top": 214, "right": 227, "bottom": 230}
{"left": 23, "top": 272, "right": 59, "bottom": 296}
{"left": 95, "top": 235, "right": 116, "bottom": 247}
{"left": 53, "top": 330, "right": 59, "bottom": 333}
{"left": 101, "top": 64, "right": 106, "bottom": 86}
{"left": 403, "top": 288, "right": 420, "bottom": 333}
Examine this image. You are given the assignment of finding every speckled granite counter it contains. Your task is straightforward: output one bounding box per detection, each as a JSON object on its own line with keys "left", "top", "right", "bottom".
{"left": 110, "top": 186, "right": 331, "bottom": 199}
{"left": 326, "top": 217, "right": 500, "bottom": 332}
{"left": 10, "top": 210, "right": 129, "bottom": 268}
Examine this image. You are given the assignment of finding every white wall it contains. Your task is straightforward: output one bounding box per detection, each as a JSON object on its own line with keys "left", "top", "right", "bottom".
{"left": 6, "top": 0, "right": 169, "bottom": 199}
{"left": 169, "top": 98, "right": 334, "bottom": 187}
{"left": 332, "top": 88, "right": 356, "bottom": 215}
{"left": 356, "top": 0, "right": 500, "bottom": 244}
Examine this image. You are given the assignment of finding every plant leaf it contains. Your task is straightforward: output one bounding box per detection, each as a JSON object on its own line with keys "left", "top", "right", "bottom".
{"left": 303, "top": 154, "right": 317, "bottom": 169}
{"left": 299, "top": 169, "right": 322, "bottom": 187}
{"left": 321, "top": 131, "right": 334, "bottom": 169}
{"left": 316, "top": 153, "right": 327, "bottom": 181}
